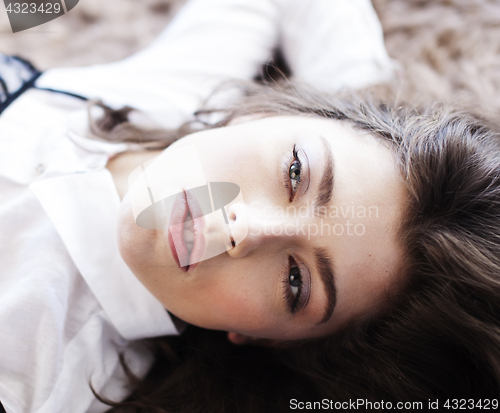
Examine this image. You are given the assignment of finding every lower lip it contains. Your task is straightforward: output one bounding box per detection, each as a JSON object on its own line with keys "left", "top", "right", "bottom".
{"left": 168, "top": 191, "right": 205, "bottom": 272}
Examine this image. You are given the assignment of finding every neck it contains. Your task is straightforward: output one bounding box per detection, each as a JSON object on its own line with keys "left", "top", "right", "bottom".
{"left": 106, "top": 150, "right": 164, "bottom": 200}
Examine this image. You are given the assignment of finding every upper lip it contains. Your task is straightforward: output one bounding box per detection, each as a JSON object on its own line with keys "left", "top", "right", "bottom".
{"left": 168, "top": 190, "right": 205, "bottom": 272}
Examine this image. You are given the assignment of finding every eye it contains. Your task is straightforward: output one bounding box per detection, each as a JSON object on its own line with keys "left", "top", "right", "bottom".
{"left": 288, "top": 145, "right": 302, "bottom": 199}
{"left": 289, "top": 265, "right": 302, "bottom": 299}
{"left": 289, "top": 161, "right": 301, "bottom": 192}
{"left": 282, "top": 257, "right": 305, "bottom": 314}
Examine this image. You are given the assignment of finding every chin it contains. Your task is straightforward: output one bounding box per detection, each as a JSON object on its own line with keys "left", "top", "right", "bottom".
{"left": 117, "top": 195, "right": 159, "bottom": 273}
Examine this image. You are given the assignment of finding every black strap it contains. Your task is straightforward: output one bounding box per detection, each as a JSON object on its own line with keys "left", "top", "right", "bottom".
{"left": 0, "top": 399, "right": 6, "bottom": 413}
{"left": 34, "top": 86, "right": 89, "bottom": 102}
{"left": 0, "top": 54, "right": 89, "bottom": 116}
{"left": 0, "top": 70, "right": 43, "bottom": 115}
{"left": 0, "top": 54, "right": 43, "bottom": 115}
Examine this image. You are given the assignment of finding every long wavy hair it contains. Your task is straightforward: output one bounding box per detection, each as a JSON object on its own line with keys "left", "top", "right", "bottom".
{"left": 90, "top": 82, "right": 500, "bottom": 411}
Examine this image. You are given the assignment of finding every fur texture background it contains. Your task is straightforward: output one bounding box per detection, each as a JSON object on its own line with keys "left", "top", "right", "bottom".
{"left": 373, "top": 0, "right": 500, "bottom": 116}
{"left": 0, "top": 0, "right": 499, "bottom": 115}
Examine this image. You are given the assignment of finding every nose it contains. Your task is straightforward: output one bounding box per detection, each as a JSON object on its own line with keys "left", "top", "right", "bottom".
{"left": 225, "top": 202, "right": 290, "bottom": 259}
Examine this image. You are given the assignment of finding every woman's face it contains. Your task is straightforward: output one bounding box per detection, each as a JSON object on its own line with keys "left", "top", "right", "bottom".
{"left": 117, "top": 116, "right": 407, "bottom": 341}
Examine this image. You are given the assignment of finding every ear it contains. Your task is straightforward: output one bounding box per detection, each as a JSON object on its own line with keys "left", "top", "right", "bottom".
{"left": 227, "top": 332, "right": 254, "bottom": 345}
{"left": 227, "top": 332, "right": 286, "bottom": 348}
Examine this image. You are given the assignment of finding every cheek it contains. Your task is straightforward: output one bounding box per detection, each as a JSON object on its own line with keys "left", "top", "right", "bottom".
{"left": 184, "top": 266, "right": 277, "bottom": 332}
{"left": 179, "top": 128, "right": 277, "bottom": 186}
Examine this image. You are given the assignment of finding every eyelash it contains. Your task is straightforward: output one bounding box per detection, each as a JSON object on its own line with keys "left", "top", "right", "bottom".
{"left": 282, "top": 145, "right": 304, "bottom": 314}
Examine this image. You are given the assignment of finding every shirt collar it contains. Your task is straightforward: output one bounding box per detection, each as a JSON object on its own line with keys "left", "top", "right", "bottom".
{"left": 29, "top": 169, "right": 184, "bottom": 340}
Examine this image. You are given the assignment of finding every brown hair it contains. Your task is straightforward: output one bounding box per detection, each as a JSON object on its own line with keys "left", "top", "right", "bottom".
{"left": 91, "top": 82, "right": 500, "bottom": 410}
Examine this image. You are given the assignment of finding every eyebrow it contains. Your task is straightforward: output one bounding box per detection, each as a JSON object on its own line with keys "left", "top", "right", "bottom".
{"left": 314, "top": 247, "right": 337, "bottom": 324}
{"left": 313, "top": 136, "right": 334, "bottom": 216}
{"left": 312, "top": 137, "right": 337, "bottom": 324}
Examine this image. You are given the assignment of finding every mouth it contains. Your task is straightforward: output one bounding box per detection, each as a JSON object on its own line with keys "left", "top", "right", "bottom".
{"left": 168, "top": 191, "right": 205, "bottom": 273}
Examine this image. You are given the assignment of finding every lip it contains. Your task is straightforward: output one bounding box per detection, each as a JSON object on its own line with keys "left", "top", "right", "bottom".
{"left": 168, "top": 190, "right": 206, "bottom": 272}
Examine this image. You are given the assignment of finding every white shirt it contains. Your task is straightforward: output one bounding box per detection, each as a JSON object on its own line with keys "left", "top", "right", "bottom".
{"left": 0, "top": 0, "right": 396, "bottom": 412}
{"left": 0, "top": 89, "right": 183, "bottom": 413}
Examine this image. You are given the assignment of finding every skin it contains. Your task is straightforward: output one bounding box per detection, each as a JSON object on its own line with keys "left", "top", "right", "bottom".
{"left": 112, "top": 116, "right": 407, "bottom": 343}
